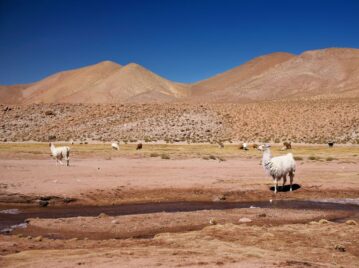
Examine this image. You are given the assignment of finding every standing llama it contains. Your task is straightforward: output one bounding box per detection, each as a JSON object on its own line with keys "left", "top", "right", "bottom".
{"left": 49, "top": 142, "right": 70, "bottom": 166}
{"left": 258, "top": 144, "right": 296, "bottom": 193}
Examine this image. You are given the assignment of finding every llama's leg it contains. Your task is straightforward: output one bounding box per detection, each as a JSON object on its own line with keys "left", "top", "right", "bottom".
{"left": 282, "top": 175, "right": 287, "bottom": 190}
{"left": 274, "top": 177, "right": 278, "bottom": 194}
{"left": 289, "top": 172, "right": 294, "bottom": 192}
{"left": 66, "top": 150, "right": 70, "bottom": 166}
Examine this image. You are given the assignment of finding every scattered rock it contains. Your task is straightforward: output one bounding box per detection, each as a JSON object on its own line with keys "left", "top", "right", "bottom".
{"left": 318, "top": 219, "right": 330, "bottom": 224}
{"left": 63, "top": 197, "right": 76, "bottom": 203}
{"left": 258, "top": 213, "right": 266, "bottom": 217}
{"left": 111, "top": 219, "right": 119, "bottom": 224}
{"left": 38, "top": 200, "right": 49, "bottom": 207}
{"left": 3, "top": 106, "right": 11, "bottom": 112}
{"left": 212, "top": 195, "right": 226, "bottom": 202}
{"left": 345, "top": 220, "right": 357, "bottom": 225}
{"left": 238, "top": 217, "right": 252, "bottom": 223}
{"left": 335, "top": 244, "right": 346, "bottom": 252}
{"left": 209, "top": 218, "right": 217, "bottom": 225}
{"left": 69, "top": 238, "right": 79, "bottom": 241}
{"left": 98, "top": 212, "right": 109, "bottom": 218}
{"left": 309, "top": 221, "right": 319, "bottom": 225}
{"left": 34, "top": 236, "right": 43, "bottom": 242}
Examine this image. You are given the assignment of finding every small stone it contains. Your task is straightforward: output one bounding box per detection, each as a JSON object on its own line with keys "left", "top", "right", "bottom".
{"left": 111, "top": 219, "right": 119, "bottom": 224}
{"left": 69, "top": 238, "right": 78, "bottom": 241}
{"left": 98, "top": 212, "right": 108, "bottom": 218}
{"left": 63, "top": 197, "right": 76, "bottom": 203}
{"left": 345, "top": 220, "right": 357, "bottom": 225}
{"left": 318, "top": 219, "right": 330, "bottom": 224}
{"left": 209, "top": 218, "right": 217, "bottom": 225}
{"left": 335, "top": 244, "right": 346, "bottom": 252}
{"left": 34, "top": 236, "right": 43, "bottom": 242}
{"left": 27, "top": 236, "right": 32, "bottom": 240}
{"left": 38, "top": 200, "right": 49, "bottom": 207}
{"left": 239, "top": 217, "right": 252, "bottom": 223}
{"left": 258, "top": 213, "right": 266, "bottom": 217}
{"left": 309, "top": 221, "right": 319, "bottom": 225}
{"left": 212, "top": 195, "right": 226, "bottom": 202}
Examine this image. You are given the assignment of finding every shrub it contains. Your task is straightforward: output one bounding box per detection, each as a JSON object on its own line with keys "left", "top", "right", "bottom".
{"left": 308, "top": 156, "right": 320, "bottom": 161}
{"left": 294, "top": 156, "right": 303, "bottom": 161}
{"left": 217, "top": 157, "right": 226, "bottom": 162}
{"left": 45, "top": 110, "right": 55, "bottom": 116}
{"left": 150, "top": 153, "right": 159, "bottom": 157}
{"left": 209, "top": 155, "right": 216, "bottom": 160}
{"left": 326, "top": 157, "right": 335, "bottom": 161}
{"left": 202, "top": 156, "right": 210, "bottom": 160}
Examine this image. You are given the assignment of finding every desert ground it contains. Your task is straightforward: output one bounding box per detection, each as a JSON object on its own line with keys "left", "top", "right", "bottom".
{"left": 0, "top": 143, "right": 359, "bottom": 267}
{"left": 1, "top": 47, "right": 359, "bottom": 266}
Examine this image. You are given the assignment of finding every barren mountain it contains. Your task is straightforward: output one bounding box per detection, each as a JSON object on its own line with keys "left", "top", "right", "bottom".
{"left": 190, "top": 52, "right": 295, "bottom": 101}
{"left": 0, "top": 61, "right": 190, "bottom": 104}
{"left": 191, "top": 48, "right": 359, "bottom": 102}
{"left": 1, "top": 48, "right": 359, "bottom": 104}
{"left": 59, "top": 63, "right": 190, "bottom": 104}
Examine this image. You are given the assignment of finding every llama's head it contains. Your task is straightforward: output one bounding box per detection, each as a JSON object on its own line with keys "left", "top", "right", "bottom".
{"left": 258, "top": 144, "right": 270, "bottom": 151}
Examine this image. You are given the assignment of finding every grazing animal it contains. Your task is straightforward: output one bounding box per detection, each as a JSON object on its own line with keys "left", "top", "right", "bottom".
{"left": 49, "top": 142, "right": 70, "bottom": 166}
{"left": 283, "top": 141, "right": 292, "bottom": 150}
{"left": 258, "top": 144, "right": 296, "bottom": 194}
{"left": 136, "top": 143, "right": 143, "bottom": 150}
{"left": 111, "top": 142, "right": 119, "bottom": 150}
{"left": 239, "top": 142, "right": 249, "bottom": 150}
{"left": 239, "top": 143, "right": 248, "bottom": 150}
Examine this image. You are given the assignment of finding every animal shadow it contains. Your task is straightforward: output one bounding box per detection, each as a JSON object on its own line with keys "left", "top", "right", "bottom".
{"left": 269, "top": 184, "right": 301, "bottom": 192}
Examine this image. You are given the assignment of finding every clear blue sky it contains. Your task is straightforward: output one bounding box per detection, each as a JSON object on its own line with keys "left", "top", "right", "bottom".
{"left": 0, "top": 0, "right": 358, "bottom": 85}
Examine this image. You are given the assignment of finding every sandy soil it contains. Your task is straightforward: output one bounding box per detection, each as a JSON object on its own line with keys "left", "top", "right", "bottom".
{"left": 1, "top": 152, "right": 359, "bottom": 267}
{"left": 0, "top": 156, "right": 358, "bottom": 205}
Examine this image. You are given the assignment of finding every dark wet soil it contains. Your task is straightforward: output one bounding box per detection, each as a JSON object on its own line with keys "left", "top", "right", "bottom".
{"left": 1, "top": 199, "right": 359, "bottom": 234}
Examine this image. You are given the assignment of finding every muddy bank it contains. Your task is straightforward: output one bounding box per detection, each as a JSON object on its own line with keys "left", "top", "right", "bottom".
{"left": 1, "top": 199, "right": 359, "bottom": 240}
{"left": 1, "top": 219, "right": 359, "bottom": 267}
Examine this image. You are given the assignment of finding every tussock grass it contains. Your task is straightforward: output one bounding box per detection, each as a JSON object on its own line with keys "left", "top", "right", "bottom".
{"left": 0, "top": 143, "right": 358, "bottom": 161}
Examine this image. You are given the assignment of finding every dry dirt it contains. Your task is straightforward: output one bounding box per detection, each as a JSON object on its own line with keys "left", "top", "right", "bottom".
{"left": 0, "top": 145, "right": 359, "bottom": 267}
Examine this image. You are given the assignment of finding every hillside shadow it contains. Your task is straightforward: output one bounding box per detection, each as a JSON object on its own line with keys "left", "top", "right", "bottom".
{"left": 269, "top": 184, "right": 301, "bottom": 192}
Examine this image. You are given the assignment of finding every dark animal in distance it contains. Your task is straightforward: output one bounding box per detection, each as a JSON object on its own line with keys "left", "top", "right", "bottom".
{"left": 136, "top": 143, "right": 143, "bottom": 150}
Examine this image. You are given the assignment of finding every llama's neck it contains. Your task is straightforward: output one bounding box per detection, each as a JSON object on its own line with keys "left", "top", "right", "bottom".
{"left": 50, "top": 144, "right": 57, "bottom": 155}
{"left": 262, "top": 148, "right": 272, "bottom": 168}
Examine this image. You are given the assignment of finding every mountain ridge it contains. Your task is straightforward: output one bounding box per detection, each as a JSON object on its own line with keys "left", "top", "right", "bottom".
{"left": 1, "top": 47, "right": 359, "bottom": 104}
